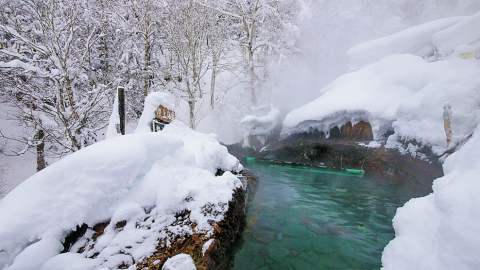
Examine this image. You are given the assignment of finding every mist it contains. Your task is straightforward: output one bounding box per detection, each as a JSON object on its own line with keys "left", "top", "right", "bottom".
{"left": 263, "top": 0, "right": 480, "bottom": 117}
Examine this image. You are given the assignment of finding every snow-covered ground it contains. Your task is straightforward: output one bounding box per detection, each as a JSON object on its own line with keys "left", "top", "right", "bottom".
{"left": 0, "top": 93, "right": 243, "bottom": 269}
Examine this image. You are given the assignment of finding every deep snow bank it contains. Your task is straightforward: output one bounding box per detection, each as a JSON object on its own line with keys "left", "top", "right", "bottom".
{"left": 347, "top": 11, "right": 480, "bottom": 68}
{"left": 282, "top": 54, "right": 480, "bottom": 153}
{"left": 347, "top": 16, "right": 466, "bottom": 68}
{"left": 382, "top": 123, "right": 480, "bottom": 269}
{"left": 0, "top": 120, "right": 243, "bottom": 270}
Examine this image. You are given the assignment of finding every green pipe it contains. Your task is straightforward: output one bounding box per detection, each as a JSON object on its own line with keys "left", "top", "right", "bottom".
{"left": 246, "top": 157, "right": 364, "bottom": 178}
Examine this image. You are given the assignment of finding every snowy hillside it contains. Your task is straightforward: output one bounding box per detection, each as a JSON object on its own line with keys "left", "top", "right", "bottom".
{"left": 0, "top": 120, "right": 243, "bottom": 269}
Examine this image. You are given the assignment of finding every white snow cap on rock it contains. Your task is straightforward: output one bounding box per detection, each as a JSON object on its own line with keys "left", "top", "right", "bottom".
{"left": 240, "top": 104, "right": 280, "bottom": 147}
{"left": 162, "top": 254, "right": 196, "bottom": 270}
{"left": 0, "top": 120, "right": 242, "bottom": 269}
{"left": 282, "top": 54, "right": 480, "bottom": 153}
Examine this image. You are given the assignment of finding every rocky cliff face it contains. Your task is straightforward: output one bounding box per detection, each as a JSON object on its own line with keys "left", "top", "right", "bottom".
{"left": 60, "top": 171, "right": 259, "bottom": 270}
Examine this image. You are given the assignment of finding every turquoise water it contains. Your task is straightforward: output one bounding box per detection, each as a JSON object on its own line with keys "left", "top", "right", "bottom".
{"left": 232, "top": 162, "right": 426, "bottom": 270}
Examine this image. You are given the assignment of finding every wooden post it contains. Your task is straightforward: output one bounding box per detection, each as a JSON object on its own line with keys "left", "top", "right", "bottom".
{"left": 35, "top": 129, "right": 46, "bottom": 171}
{"left": 443, "top": 102, "right": 452, "bottom": 147}
{"left": 118, "top": 87, "right": 125, "bottom": 135}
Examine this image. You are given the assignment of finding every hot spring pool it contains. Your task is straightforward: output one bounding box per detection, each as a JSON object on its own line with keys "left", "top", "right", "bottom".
{"left": 231, "top": 161, "right": 427, "bottom": 269}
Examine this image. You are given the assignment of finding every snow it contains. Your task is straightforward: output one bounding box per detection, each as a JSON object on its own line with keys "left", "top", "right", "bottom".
{"left": 347, "top": 16, "right": 466, "bottom": 68}
{"left": 382, "top": 123, "right": 480, "bottom": 269}
{"left": 0, "top": 59, "right": 44, "bottom": 75}
{"left": 134, "top": 92, "right": 175, "bottom": 134}
{"left": 386, "top": 55, "right": 480, "bottom": 152}
{"left": 358, "top": 141, "right": 382, "bottom": 148}
{"left": 432, "top": 11, "right": 480, "bottom": 56}
{"left": 0, "top": 109, "right": 243, "bottom": 269}
{"left": 162, "top": 254, "right": 196, "bottom": 270}
{"left": 282, "top": 54, "right": 480, "bottom": 152}
{"left": 282, "top": 54, "right": 425, "bottom": 141}
{"left": 105, "top": 88, "right": 121, "bottom": 139}
{"left": 240, "top": 104, "right": 280, "bottom": 147}
{"left": 202, "top": 239, "right": 214, "bottom": 256}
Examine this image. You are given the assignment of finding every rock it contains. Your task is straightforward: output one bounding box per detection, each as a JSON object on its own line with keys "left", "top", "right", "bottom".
{"left": 266, "top": 241, "right": 291, "bottom": 260}
{"left": 252, "top": 229, "right": 276, "bottom": 243}
{"left": 311, "top": 235, "right": 338, "bottom": 254}
{"left": 282, "top": 237, "right": 312, "bottom": 252}
{"left": 323, "top": 252, "right": 351, "bottom": 269}
{"left": 228, "top": 129, "right": 443, "bottom": 195}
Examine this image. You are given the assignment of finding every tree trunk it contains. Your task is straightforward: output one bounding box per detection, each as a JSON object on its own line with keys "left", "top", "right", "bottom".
{"left": 188, "top": 99, "right": 195, "bottom": 130}
{"left": 144, "top": 35, "right": 150, "bottom": 99}
{"left": 249, "top": 50, "right": 256, "bottom": 105}
{"left": 210, "top": 68, "right": 216, "bottom": 109}
{"left": 103, "top": 36, "right": 109, "bottom": 81}
{"left": 35, "top": 129, "right": 46, "bottom": 171}
{"left": 65, "top": 77, "right": 79, "bottom": 120}
{"left": 118, "top": 87, "right": 126, "bottom": 135}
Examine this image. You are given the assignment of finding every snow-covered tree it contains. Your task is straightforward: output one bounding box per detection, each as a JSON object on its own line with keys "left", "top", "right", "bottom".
{"left": 192, "top": 0, "right": 298, "bottom": 106}
{"left": 112, "top": 0, "right": 165, "bottom": 117}
{"left": 0, "top": 0, "right": 110, "bottom": 169}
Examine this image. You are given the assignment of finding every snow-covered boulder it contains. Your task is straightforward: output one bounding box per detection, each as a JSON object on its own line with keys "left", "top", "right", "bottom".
{"left": 282, "top": 54, "right": 424, "bottom": 141}
{"left": 386, "top": 54, "right": 480, "bottom": 154}
{"left": 382, "top": 123, "right": 480, "bottom": 269}
{"left": 282, "top": 53, "right": 480, "bottom": 154}
{"left": 240, "top": 104, "right": 280, "bottom": 148}
{"left": 0, "top": 120, "right": 245, "bottom": 269}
